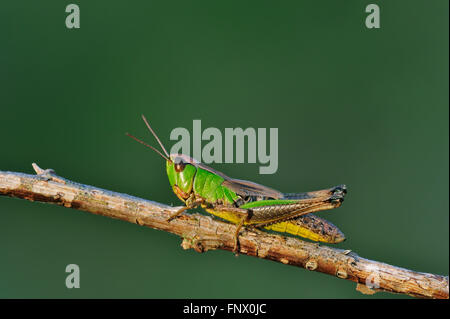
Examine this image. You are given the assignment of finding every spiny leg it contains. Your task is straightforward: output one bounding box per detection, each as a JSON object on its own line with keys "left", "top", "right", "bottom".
{"left": 207, "top": 205, "right": 250, "bottom": 254}
{"left": 233, "top": 216, "right": 246, "bottom": 254}
{"left": 167, "top": 198, "right": 203, "bottom": 222}
{"left": 167, "top": 206, "right": 190, "bottom": 222}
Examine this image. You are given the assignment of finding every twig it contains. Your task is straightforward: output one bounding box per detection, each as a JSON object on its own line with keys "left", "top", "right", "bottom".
{"left": 0, "top": 164, "right": 448, "bottom": 299}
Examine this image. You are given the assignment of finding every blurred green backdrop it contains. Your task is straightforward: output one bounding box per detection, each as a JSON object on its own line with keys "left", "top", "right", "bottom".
{"left": 0, "top": 0, "right": 448, "bottom": 298}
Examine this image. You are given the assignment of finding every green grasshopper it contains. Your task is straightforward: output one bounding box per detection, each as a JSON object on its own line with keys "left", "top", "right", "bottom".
{"left": 127, "top": 115, "right": 347, "bottom": 253}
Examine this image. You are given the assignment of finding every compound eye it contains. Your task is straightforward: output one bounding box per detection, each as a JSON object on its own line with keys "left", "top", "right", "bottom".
{"left": 174, "top": 158, "right": 186, "bottom": 172}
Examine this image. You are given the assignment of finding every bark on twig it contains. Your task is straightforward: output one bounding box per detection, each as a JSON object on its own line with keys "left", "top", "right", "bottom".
{"left": 0, "top": 164, "right": 448, "bottom": 299}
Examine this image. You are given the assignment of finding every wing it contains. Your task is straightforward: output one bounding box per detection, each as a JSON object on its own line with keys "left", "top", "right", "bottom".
{"left": 222, "top": 178, "right": 284, "bottom": 199}
{"left": 282, "top": 184, "right": 347, "bottom": 200}
{"left": 189, "top": 159, "right": 284, "bottom": 199}
{"left": 193, "top": 162, "right": 346, "bottom": 202}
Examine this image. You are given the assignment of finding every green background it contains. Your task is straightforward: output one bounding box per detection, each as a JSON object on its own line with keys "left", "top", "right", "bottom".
{"left": 0, "top": 0, "right": 448, "bottom": 298}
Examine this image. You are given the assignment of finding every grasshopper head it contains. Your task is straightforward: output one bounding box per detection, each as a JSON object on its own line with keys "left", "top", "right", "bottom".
{"left": 166, "top": 154, "right": 198, "bottom": 201}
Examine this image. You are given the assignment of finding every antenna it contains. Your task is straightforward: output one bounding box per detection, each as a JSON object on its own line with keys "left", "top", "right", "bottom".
{"left": 125, "top": 132, "right": 170, "bottom": 162}
{"left": 141, "top": 114, "right": 170, "bottom": 158}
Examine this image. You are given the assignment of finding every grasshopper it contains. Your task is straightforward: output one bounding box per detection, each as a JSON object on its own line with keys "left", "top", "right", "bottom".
{"left": 127, "top": 115, "right": 347, "bottom": 253}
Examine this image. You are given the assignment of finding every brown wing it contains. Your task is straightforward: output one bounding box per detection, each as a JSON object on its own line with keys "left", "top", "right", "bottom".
{"left": 222, "top": 178, "right": 284, "bottom": 199}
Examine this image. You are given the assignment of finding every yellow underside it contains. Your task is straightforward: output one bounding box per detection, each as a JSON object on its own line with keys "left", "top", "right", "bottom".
{"left": 205, "top": 208, "right": 326, "bottom": 243}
